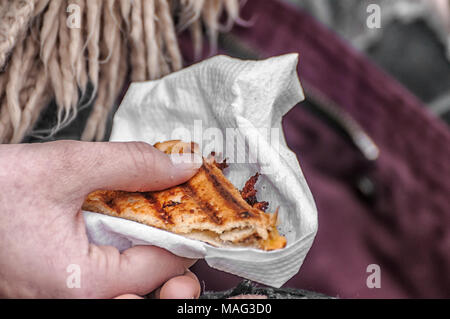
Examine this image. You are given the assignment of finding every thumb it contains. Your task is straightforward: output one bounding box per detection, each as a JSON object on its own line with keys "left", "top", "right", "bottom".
{"left": 49, "top": 140, "right": 202, "bottom": 196}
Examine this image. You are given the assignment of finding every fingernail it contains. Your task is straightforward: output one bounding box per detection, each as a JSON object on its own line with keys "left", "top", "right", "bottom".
{"left": 169, "top": 153, "right": 203, "bottom": 171}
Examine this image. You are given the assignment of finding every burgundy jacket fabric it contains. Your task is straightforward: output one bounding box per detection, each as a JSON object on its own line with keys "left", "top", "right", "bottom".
{"left": 188, "top": 0, "right": 450, "bottom": 298}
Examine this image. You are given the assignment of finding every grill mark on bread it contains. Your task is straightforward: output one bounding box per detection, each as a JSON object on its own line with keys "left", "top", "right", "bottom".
{"left": 105, "top": 197, "right": 119, "bottom": 214}
{"left": 81, "top": 141, "right": 287, "bottom": 251}
{"left": 202, "top": 163, "right": 255, "bottom": 219}
{"left": 99, "top": 192, "right": 120, "bottom": 214}
{"left": 141, "top": 192, "right": 174, "bottom": 225}
{"left": 182, "top": 184, "right": 223, "bottom": 225}
{"left": 162, "top": 200, "right": 181, "bottom": 208}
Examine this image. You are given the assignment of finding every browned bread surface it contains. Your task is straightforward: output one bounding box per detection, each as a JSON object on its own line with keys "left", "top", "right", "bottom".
{"left": 82, "top": 141, "right": 286, "bottom": 250}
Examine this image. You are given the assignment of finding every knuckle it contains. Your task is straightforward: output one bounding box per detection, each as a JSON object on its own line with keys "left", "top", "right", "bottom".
{"left": 90, "top": 245, "right": 121, "bottom": 269}
{"left": 82, "top": 245, "right": 122, "bottom": 297}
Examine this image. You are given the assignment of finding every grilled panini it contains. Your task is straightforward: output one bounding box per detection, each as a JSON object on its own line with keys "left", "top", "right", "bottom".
{"left": 82, "top": 141, "right": 286, "bottom": 251}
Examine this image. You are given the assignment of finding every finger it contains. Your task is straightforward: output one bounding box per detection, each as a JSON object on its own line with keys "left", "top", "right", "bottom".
{"left": 114, "top": 294, "right": 144, "bottom": 299}
{"left": 86, "top": 244, "right": 196, "bottom": 298}
{"left": 158, "top": 270, "right": 201, "bottom": 299}
{"left": 152, "top": 270, "right": 200, "bottom": 299}
{"left": 44, "top": 140, "right": 202, "bottom": 196}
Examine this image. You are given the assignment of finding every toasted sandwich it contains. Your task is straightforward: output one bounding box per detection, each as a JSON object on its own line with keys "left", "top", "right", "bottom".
{"left": 82, "top": 141, "right": 286, "bottom": 251}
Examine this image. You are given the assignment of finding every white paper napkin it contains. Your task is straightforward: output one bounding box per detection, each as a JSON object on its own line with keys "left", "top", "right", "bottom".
{"left": 83, "top": 54, "right": 318, "bottom": 288}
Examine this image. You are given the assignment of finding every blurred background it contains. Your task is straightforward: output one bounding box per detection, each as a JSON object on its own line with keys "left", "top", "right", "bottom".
{"left": 192, "top": 0, "right": 450, "bottom": 299}
{"left": 289, "top": 0, "right": 450, "bottom": 124}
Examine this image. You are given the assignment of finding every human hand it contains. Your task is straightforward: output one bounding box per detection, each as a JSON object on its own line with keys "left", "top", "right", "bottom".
{"left": 0, "top": 140, "right": 202, "bottom": 298}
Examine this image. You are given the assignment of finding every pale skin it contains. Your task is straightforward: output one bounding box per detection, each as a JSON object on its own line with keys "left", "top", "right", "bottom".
{"left": 0, "top": 140, "right": 203, "bottom": 298}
